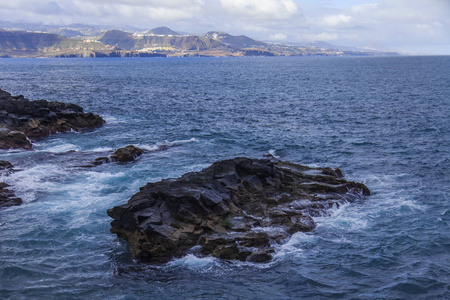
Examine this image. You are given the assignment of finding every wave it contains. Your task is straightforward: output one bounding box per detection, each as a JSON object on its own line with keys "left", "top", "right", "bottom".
{"left": 137, "top": 137, "right": 199, "bottom": 151}
{"left": 4, "top": 164, "right": 68, "bottom": 203}
{"left": 167, "top": 254, "right": 217, "bottom": 270}
{"left": 90, "top": 147, "right": 114, "bottom": 153}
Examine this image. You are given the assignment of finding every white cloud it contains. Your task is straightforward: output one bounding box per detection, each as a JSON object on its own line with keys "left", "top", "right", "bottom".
{"left": 294, "top": 0, "right": 450, "bottom": 53}
{"left": 322, "top": 14, "right": 352, "bottom": 27}
{"left": 219, "top": 0, "right": 299, "bottom": 20}
{"left": 304, "top": 32, "right": 339, "bottom": 41}
{"left": 269, "top": 33, "right": 287, "bottom": 41}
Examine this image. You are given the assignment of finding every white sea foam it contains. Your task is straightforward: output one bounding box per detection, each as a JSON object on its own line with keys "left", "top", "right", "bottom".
{"left": 305, "top": 163, "right": 322, "bottom": 168}
{"left": 168, "top": 254, "right": 217, "bottom": 270}
{"left": 89, "top": 147, "right": 114, "bottom": 153}
{"left": 101, "top": 115, "right": 125, "bottom": 124}
{"left": 42, "top": 143, "right": 80, "bottom": 153}
{"left": 158, "top": 137, "right": 199, "bottom": 147}
{"left": 273, "top": 232, "right": 316, "bottom": 260}
{"left": 315, "top": 202, "right": 369, "bottom": 232}
{"left": 5, "top": 164, "right": 68, "bottom": 203}
{"left": 268, "top": 149, "right": 280, "bottom": 158}
{"left": 138, "top": 138, "right": 199, "bottom": 151}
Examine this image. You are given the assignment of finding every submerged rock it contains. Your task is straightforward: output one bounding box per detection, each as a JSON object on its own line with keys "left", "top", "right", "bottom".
{"left": 0, "top": 88, "right": 105, "bottom": 150}
{"left": 0, "top": 182, "right": 22, "bottom": 208}
{"left": 0, "top": 160, "right": 14, "bottom": 171}
{"left": 0, "top": 161, "right": 22, "bottom": 209}
{"left": 107, "top": 157, "right": 370, "bottom": 263}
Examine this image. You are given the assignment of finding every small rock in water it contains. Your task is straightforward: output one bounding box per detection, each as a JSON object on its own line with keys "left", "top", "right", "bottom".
{"left": 107, "top": 157, "right": 370, "bottom": 263}
{"left": 87, "top": 145, "right": 146, "bottom": 167}
{"left": 110, "top": 145, "right": 144, "bottom": 162}
{"left": 88, "top": 144, "right": 175, "bottom": 167}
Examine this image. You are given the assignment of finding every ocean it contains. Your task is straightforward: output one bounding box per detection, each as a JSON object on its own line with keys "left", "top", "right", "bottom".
{"left": 0, "top": 56, "right": 449, "bottom": 299}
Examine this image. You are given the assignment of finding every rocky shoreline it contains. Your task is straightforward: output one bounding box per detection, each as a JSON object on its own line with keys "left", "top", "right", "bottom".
{"left": 107, "top": 157, "right": 370, "bottom": 263}
{"left": 0, "top": 88, "right": 105, "bottom": 208}
{"left": 0, "top": 88, "right": 104, "bottom": 150}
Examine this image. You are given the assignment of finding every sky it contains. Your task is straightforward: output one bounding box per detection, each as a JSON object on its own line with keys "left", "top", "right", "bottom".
{"left": 0, "top": 0, "right": 449, "bottom": 54}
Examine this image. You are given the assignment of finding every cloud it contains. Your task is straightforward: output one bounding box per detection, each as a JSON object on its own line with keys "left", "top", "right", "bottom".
{"left": 269, "top": 33, "right": 287, "bottom": 41}
{"left": 295, "top": 0, "right": 450, "bottom": 53}
{"left": 219, "top": 0, "right": 299, "bottom": 20}
{"left": 322, "top": 14, "right": 352, "bottom": 27}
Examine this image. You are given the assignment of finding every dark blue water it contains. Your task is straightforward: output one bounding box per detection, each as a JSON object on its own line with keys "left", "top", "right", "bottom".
{"left": 1, "top": 56, "right": 449, "bottom": 299}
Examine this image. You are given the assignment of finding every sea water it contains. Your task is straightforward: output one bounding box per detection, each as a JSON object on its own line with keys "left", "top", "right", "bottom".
{"left": 0, "top": 56, "right": 449, "bottom": 299}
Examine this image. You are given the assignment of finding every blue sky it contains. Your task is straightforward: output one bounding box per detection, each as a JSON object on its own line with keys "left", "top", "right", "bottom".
{"left": 0, "top": 0, "right": 449, "bottom": 54}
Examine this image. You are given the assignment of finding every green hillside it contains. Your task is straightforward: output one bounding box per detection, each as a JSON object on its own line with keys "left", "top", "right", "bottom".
{"left": 0, "top": 31, "right": 65, "bottom": 52}
{"left": 98, "top": 30, "right": 135, "bottom": 50}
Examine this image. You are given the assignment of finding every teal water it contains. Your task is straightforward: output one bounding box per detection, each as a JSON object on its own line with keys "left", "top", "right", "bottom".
{"left": 1, "top": 56, "right": 449, "bottom": 299}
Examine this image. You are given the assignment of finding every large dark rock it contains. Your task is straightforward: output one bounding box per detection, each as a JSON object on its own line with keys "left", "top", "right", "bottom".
{"left": 107, "top": 157, "right": 370, "bottom": 263}
{"left": 0, "top": 88, "right": 105, "bottom": 149}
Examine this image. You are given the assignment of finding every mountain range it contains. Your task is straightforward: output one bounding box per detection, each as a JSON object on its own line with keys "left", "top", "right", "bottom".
{"left": 0, "top": 23, "right": 397, "bottom": 58}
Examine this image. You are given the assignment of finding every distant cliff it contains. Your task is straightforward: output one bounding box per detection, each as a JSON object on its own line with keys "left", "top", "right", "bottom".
{"left": 0, "top": 31, "right": 67, "bottom": 56}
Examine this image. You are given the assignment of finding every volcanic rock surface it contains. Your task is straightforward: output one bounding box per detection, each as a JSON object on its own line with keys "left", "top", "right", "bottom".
{"left": 108, "top": 157, "right": 370, "bottom": 263}
{"left": 0, "top": 88, "right": 105, "bottom": 149}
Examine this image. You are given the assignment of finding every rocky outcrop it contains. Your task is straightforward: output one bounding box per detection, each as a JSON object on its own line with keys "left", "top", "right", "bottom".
{"left": 0, "top": 88, "right": 105, "bottom": 150}
{"left": 89, "top": 144, "right": 171, "bottom": 167}
{"left": 108, "top": 157, "right": 370, "bottom": 264}
{"left": 0, "top": 160, "right": 22, "bottom": 209}
{"left": 90, "top": 145, "right": 147, "bottom": 166}
{"left": 0, "top": 160, "right": 14, "bottom": 171}
{"left": 0, "top": 130, "right": 32, "bottom": 150}
{"left": 110, "top": 145, "right": 145, "bottom": 162}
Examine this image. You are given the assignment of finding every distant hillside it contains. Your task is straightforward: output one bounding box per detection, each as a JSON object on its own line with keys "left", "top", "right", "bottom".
{"left": 0, "top": 30, "right": 120, "bottom": 58}
{"left": 300, "top": 41, "right": 358, "bottom": 51}
{"left": 147, "top": 26, "right": 179, "bottom": 36}
{"left": 98, "top": 30, "right": 136, "bottom": 49}
{"left": 99, "top": 30, "right": 224, "bottom": 51}
{"left": 139, "top": 35, "right": 223, "bottom": 51}
{"left": 48, "top": 28, "right": 86, "bottom": 38}
{"left": 0, "top": 27, "right": 397, "bottom": 58}
{"left": 205, "top": 32, "right": 268, "bottom": 48}
{"left": 0, "top": 30, "right": 65, "bottom": 52}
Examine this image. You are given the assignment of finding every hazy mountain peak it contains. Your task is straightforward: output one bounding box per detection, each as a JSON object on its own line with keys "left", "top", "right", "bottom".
{"left": 147, "top": 26, "right": 179, "bottom": 36}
